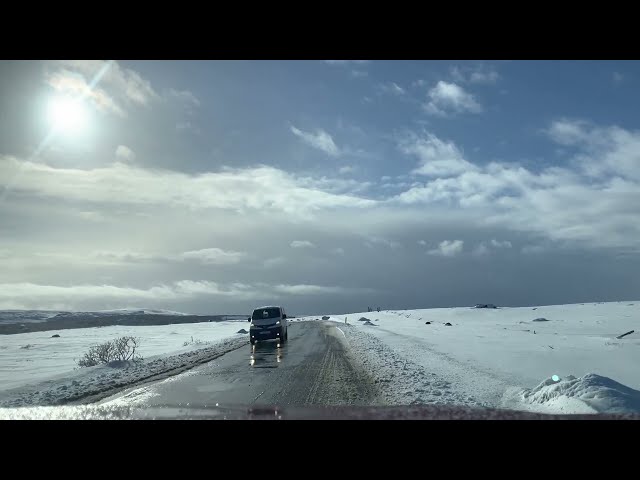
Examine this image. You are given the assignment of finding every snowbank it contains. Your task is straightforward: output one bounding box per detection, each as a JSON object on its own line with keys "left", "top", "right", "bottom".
{"left": 0, "top": 321, "right": 245, "bottom": 390}
{"left": 301, "top": 301, "right": 640, "bottom": 414}
{"left": 0, "top": 336, "right": 248, "bottom": 408}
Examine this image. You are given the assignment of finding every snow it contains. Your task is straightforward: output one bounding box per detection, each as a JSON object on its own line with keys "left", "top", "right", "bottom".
{"left": 0, "top": 321, "right": 248, "bottom": 405}
{"left": 301, "top": 301, "right": 640, "bottom": 414}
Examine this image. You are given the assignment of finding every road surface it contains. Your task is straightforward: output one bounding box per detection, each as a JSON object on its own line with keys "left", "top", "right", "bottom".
{"left": 99, "top": 321, "right": 380, "bottom": 407}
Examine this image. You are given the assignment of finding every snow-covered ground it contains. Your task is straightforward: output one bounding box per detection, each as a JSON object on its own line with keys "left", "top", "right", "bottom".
{"left": 2, "top": 301, "right": 639, "bottom": 415}
{"left": 299, "top": 301, "right": 640, "bottom": 414}
{"left": 0, "top": 321, "right": 249, "bottom": 407}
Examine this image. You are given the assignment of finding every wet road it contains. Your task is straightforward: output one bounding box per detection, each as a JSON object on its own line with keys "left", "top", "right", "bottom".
{"left": 99, "top": 321, "right": 379, "bottom": 407}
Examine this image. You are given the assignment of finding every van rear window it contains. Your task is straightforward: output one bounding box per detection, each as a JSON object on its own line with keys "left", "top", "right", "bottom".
{"left": 252, "top": 308, "right": 280, "bottom": 320}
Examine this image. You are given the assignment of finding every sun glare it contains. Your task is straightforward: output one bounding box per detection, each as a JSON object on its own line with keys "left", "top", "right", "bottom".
{"left": 47, "top": 96, "right": 88, "bottom": 136}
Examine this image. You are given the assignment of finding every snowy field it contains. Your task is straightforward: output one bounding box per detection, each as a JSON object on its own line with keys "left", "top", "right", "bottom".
{"left": 0, "top": 321, "right": 249, "bottom": 407}
{"left": 1, "top": 301, "right": 639, "bottom": 415}
{"left": 299, "top": 301, "right": 640, "bottom": 414}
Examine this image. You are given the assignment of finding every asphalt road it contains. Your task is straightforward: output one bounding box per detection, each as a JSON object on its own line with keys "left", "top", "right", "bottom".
{"left": 99, "top": 321, "right": 379, "bottom": 408}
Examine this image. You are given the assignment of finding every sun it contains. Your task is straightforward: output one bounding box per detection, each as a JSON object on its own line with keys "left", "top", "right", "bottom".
{"left": 47, "top": 96, "right": 89, "bottom": 136}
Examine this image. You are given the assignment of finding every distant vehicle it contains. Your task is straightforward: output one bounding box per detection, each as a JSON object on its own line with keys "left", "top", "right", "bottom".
{"left": 474, "top": 304, "right": 498, "bottom": 309}
{"left": 249, "top": 306, "right": 288, "bottom": 345}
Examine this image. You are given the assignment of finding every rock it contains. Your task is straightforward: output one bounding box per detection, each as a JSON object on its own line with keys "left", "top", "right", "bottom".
{"left": 322, "top": 316, "right": 330, "bottom": 320}
{"left": 444, "top": 322, "right": 452, "bottom": 326}
{"left": 358, "top": 317, "right": 370, "bottom": 322}
{"left": 532, "top": 308, "right": 537, "bottom": 310}
{"left": 236, "top": 329, "right": 248, "bottom": 334}
{"left": 51, "top": 334, "right": 60, "bottom": 338}
{"left": 532, "top": 318, "right": 549, "bottom": 322}
{"left": 425, "top": 321, "right": 431, "bottom": 325}
{"left": 474, "top": 304, "right": 497, "bottom": 309}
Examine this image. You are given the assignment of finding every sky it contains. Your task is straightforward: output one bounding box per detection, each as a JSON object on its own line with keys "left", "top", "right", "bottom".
{"left": 1, "top": 60, "right": 639, "bottom": 315}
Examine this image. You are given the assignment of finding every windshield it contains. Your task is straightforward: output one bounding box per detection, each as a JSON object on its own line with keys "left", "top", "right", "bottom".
{"left": 1, "top": 60, "right": 639, "bottom": 420}
{"left": 252, "top": 308, "right": 281, "bottom": 320}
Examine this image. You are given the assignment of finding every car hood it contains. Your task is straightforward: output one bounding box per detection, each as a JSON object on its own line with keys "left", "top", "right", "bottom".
{"left": 1, "top": 404, "right": 639, "bottom": 420}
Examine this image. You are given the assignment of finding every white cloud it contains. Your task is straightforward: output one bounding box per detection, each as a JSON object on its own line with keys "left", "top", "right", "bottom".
{"left": 0, "top": 280, "right": 369, "bottom": 309}
{"left": 424, "top": 81, "right": 482, "bottom": 116}
{"left": 472, "top": 243, "right": 490, "bottom": 256}
{"left": 290, "top": 240, "right": 316, "bottom": 249}
{"left": 263, "top": 257, "right": 286, "bottom": 269}
{"left": 379, "top": 82, "right": 406, "bottom": 95}
{"left": 167, "top": 88, "right": 201, "bottom": 107}
{"left": 339, "top": 165, "right": 356, "bottom": 174}
{"left": 546, "top": 119, "right": 590, "bottom": 146}
{"left": 331, "top": 247, "right": 345, "bottom": 255}
{"left": 470, "top": 70, "right": 500, "bottom": 85}
{"left": 45, "top": 69, "right": 125, "bottom": 117}
{"left": 399, "top": 132, "right": 478, "bottom": 177}
{"left": 522, "top": 245, "right": 545, "bottom": 255}
{"left": 450, "top": 64, "right": 500, "bottom": 85}
{"left": 473, "top": 239, "right": 512, "bottom": 256}
{"left": 44, "top": 61, "right": 159, "bottom": 117}
{"left": 364, "top": 237, "right": 401, "bottom": 250}
{"left": 0, "top": 157, "right": 375, "bottom": 217}
{"left": 179, "top": 248, "right": 245, "bottom": 264}
{"left": 417, "top": 240, "right": 427, "bottom": 246}
{"left": 393, "top": 121, "right": 640, "bottom": 250}
{"left": 324, "top": 60, "right": 370, "bottom": 66}
{"left": 92, "top": 247, "right": 245, "bottom": 265}
{"left": 351, "top": 70, "right": 368, "bottom": 78}
{"left": 428, "top": 240, "right": 464, "bottom": 257}
{"left": 290, "top": 125, "right": 340, "bottom": 157}
{"left": 490, "top": 239, "right": 512, "bottom": 249}
{"left": 613, "top": 72, "right": 624, "bottom": 85}
{"left": 115, "top": 145, "right": 136, "bottom": 162}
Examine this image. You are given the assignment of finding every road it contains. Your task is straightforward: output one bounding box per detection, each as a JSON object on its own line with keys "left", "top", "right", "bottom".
{"left": 99, "top": 321, "right": 380, "bottom": 408}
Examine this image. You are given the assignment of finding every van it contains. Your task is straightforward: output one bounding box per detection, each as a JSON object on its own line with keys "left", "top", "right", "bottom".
{"left": 248, "top": 306, "right": 288, "bottom": 345}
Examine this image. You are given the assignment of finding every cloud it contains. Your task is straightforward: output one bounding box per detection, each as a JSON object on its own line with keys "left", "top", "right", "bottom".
{"left": 350, "top": 70, "right": 368, "bottom": 78}
{"left": 290, "top": 240, "right": 316, "bottom": 249}
{"left": 331, "top": 247, "right": 345, "bottom": 255}
{"left": 364, "top": 237, "right": 401, "bottom": 250}
{"left": 399, "top": 132, "right": 478, "bottom": 177}
{"left": 0, "top": 157, "right": 375, "bottom": 217}
{"left": 546, "top": 119, "right": 590, "bottom": 146}
{"left": 490, "top": 239, "right": 512, "bottom": 249}
{"left": 324, "top": 60, "right": 370, "bottom": 66}
{"left": 393, "top": 121, "right": 640, "bottom": 250}
{"left": 450, "top": 64, "right": 500, "bottom": 85}
{"left": 473, "top": 239, "right": 512, "bottom": 256}
{"left": 472, "top": 243, "right": 490, "bottom": 256}
{"left": 470, "top": 70, "right": 500, "bottom": 85}
{"left": 45, "top": 69, "right": 125, "bottom": 117}
{"left": 613, "top": 72, "right": 625, "bottom": 85}
{"left": 290, "top": 125, "right": 340, "bottom": 157}
{"left": 44, "top": 61, "right": 159, "bottom": 117}
{"left": 115, "top": 145, "right": 136, "bottom": 162}
{"left": 179, "top": 248, "right": 245, "bottom": 264}
{"left": 166, "top": 88, "right": 201, "bottom": 107}
{"left": 263, "top": 257, "right": 286, "bottom": 268}
{"left": 424, "top": 81, "right": 482, "bottom": 116}
{"left": 0, "top": 280, "right": 370, "bottom": 309}
{"left": 428, "top": 240, "right": 464, "bottom": 257}
{"left": 417, "top": 240, "right": 427, "bottom": 246}
{"left": 93, "top": 247, "right": 246, "bottom": 265}
{"left": 379, "top": 82, "right": 406, "bottom": 95}
{"left": 521, "top": 245, "right": 545, "bottom": 254}
{"left": 339, "top": 165, "right": 356, "bottom": 174}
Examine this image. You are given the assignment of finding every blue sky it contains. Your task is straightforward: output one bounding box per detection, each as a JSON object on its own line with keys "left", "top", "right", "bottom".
{"left": 1, "top": 60, "right": 639, "bottom": 314}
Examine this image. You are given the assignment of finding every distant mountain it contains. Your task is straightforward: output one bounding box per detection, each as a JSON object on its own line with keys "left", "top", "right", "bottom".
{"left": 0, "top": 309, "right": 247, "bottom": 335}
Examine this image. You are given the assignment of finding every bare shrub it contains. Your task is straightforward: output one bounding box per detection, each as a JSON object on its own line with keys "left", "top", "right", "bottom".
{"left": 76, "top": 336, "right": 142, "bottom": 368}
